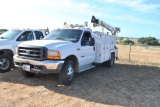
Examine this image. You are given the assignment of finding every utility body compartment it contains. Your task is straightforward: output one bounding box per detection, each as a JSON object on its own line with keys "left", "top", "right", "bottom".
{"left": 93, "top": 32, "right": 117, "bottom": 63}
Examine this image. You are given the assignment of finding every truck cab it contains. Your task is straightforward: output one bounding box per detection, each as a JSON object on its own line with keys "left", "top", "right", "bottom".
{"left": 0, "top": 29, "right": 46, "bottom": 73}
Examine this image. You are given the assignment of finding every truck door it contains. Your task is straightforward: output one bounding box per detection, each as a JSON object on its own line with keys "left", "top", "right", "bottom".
{"left": 78, "top": 31, "right": 95, "bottom": 66}
{"left": 13, "top": 31, "right": 34, "bottom": 54}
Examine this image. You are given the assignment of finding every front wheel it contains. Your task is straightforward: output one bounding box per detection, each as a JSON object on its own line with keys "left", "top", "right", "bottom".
{"left": 21, "top": 69, "right": 35, "bottom": 77}
{"left": 59, "top": 60, "right": 75, "bottom": 86}
{"left": 0, "top": 55, "right": 12, "bottom": 73}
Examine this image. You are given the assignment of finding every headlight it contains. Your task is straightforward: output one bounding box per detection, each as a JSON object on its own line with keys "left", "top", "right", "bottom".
{"left": 47, "top": 50, "right": 61, "bottom": 60}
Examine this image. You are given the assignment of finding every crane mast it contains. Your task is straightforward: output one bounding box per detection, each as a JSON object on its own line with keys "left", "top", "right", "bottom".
{"left": 91, "top": 16, "right": 120, "bottom": 35}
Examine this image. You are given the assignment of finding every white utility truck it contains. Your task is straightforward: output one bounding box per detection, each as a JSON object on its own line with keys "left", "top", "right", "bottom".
{"left": 0, "top": 29, "right": 46, "bottom": 73}
{"left": 14, "top": 16, "right": 120, "bottom": 86}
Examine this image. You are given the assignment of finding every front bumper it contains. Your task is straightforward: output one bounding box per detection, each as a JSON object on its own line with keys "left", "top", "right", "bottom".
{"left": 14, "top": 55, "right": 64, "bottom": 74}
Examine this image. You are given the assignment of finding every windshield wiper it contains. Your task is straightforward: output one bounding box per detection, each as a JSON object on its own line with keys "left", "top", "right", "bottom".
{"left": 55, "top": 37, "right": 66, "bottom": 41}
{"left": 0, "top": 37, "right": 6, "bottom": 39}
{"left": 0, "top": 37, "right": 10, "bottom": 39}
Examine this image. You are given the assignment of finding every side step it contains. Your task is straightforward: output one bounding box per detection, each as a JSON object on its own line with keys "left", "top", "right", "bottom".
{"left": 79, "top": 64, "right": 95, "bottom": 73}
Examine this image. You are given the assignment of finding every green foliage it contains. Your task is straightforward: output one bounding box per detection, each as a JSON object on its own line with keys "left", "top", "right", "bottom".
{"left": 119, "top": 37, "right": 124, "bottom": 41}
{"left": 0, "top": 29, "right": 8, "bottom": 32}
{"left": 123, "top": 39, "right": 134, "bottom": 45}
{"left": 138, "top": 37, "right": 160, "bottom": 46}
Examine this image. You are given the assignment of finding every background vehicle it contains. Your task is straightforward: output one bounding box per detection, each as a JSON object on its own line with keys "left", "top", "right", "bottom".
{"left": 14, "top": 16, "right": 120, "bottom": 85}
{"left": 0, "top": 29, "right": 46, "bottom": 73}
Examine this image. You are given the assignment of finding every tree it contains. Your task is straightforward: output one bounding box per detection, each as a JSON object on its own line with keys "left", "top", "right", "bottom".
{"left": 0, "top": 29, "right": 8, "bottom": 32}
{"left": 138, "top": 37, "right": 159, "bottom": 46}
{"left": 123, "top": 39, "right": 134, "bottom": 45}
{"left": 119, "top": 37, "right": 124, "bottom": 41}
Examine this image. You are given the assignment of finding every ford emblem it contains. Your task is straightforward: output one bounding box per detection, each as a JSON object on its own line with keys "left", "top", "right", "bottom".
{"left": 26, "top": 51, "right": 30, "bottom": 54}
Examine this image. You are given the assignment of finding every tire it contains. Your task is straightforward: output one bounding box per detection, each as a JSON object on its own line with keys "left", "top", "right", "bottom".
{"left": 21, "top": 69, "right": 35, "bottom": 77}
{"left": 59, "top": 60, "right": 75, "bottom": 86}
{"left": 12, "top": 62, "right": 16, "bottom": 68}
{"left": 105, "top": 53, "right": 115, "bottom": 67}
{"left": 0, "top": 55, "right": 12, "bottom": 73}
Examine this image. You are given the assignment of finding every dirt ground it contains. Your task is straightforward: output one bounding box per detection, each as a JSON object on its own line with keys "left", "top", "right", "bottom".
{"left": 0, "top": 61, "right": 160, "bottom": 107}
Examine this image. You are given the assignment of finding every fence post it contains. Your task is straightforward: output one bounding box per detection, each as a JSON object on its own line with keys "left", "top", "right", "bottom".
{"left": 129, "top": 45, "right": 131, "bottom": 62}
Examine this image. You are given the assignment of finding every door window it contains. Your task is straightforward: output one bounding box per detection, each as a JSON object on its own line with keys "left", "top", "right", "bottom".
{"left": 34, "top": 31, "right": 44, "bottom": 40}
{"left": 17, "top": 31, "right": 34, "bottom": 41}
{"left": 81, "top": 31, "right": 92, "bottom": 46}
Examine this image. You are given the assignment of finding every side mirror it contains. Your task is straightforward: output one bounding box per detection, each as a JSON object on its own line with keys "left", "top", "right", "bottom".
{"left": 40, "top": 36, "right": 44, "bottom": 40}
{"left": 89, "top": 38, "right": 95, "bottom": 46}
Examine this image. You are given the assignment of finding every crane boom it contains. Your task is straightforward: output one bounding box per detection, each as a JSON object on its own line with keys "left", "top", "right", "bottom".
{"left": 91, "top": 16, "right": 120, "bottom": 35}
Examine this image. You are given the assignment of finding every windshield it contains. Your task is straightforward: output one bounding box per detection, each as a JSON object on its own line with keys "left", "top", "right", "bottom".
{"left": 44, "top": 29, "right": 82, "bottom": 42}
{"left": 0, "top": 30, "right": 21, "bottom": 40}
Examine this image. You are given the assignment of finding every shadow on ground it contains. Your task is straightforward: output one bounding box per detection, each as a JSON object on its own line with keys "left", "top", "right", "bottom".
{"left": 1, "top": 63, "right": 160, "bottom": 107}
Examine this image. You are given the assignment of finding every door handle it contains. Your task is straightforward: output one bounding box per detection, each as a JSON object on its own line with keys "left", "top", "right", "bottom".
{"left": 77, "top": 48, "right": 80, "bottom": 51}
{"left": 93, "top": 47, "right": 95, "bottom": 51}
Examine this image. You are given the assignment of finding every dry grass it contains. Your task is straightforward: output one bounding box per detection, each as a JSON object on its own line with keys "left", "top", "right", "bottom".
{"left": 117, "top": 45, "right": 160, "bottom": 66}
{"left": 0, "top": 61, "right": 160, "bottom": 107}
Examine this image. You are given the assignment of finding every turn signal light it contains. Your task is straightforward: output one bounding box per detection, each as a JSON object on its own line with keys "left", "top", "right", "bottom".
{"left": 47, "top": 51, "right": 61, "bottom": 60}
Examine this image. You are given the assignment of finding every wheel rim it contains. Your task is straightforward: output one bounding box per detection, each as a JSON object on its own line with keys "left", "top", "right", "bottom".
{"left": 67, "top": 65, "right": 74, "bottom": 81}
{"left": 0, "top": 58, "right": 10, "bottom": 70}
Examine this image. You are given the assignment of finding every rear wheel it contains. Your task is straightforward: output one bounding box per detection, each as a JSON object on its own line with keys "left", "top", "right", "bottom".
{"left": 21, "top": 69, "right": 35, "bottom": 77}
{"left": 59, "top": 60, "right": 75, "bottom": 86}
{"left": 105, "top": 53, "right": 115, "bottom": 67}
{"left": 0, "top": 55, "right": 12, "bottom": 73}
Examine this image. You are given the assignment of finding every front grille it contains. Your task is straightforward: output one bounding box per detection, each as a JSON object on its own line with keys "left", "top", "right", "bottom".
{"left": 18, "top": 46, "right": 47, "bottom": 60}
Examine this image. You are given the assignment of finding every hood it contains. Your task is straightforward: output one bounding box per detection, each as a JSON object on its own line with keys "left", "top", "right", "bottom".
{"left": 19, "top": 40, "right": 73, "bottom": 50}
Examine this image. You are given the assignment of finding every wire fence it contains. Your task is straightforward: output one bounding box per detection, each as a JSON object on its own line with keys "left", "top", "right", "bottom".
{"left": 117, "top": 44, "right": 160, "bottom": 66}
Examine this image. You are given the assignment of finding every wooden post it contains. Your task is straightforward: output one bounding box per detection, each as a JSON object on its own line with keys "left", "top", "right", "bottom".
{"left": 129, "top": 45, "right": 131, "bottom": 62}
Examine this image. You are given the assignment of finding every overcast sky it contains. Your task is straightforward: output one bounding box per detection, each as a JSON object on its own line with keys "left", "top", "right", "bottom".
{"left": 0, "top": 0, "right": 160, "bottom": 38}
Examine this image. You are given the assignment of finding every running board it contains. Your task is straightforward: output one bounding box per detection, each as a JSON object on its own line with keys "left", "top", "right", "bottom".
{"left": 79, "top": 64, "right": 95, "bottom": 73}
